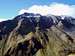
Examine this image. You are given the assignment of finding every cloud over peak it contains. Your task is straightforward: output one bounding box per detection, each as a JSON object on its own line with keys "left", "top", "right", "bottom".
{"left": 19, "top": 3, "right": 75, "bottom": 17}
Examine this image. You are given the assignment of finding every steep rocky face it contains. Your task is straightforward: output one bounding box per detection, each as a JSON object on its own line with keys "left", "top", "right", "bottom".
{"left": 61, "top": 16, "right": 75, "bottom": 30}
{"left": 0, "top": 13, "right": 75, "bottom": 56}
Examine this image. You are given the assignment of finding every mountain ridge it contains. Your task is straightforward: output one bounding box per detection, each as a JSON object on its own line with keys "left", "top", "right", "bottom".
{"left": 0, "top": 13, "right": 75, "bottom": 56}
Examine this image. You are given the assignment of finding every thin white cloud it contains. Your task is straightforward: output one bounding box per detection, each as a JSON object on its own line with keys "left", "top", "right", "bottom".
{"left": 19, "top": 3, "right": 75, "bottom": 17}
{"left": 0, "top": 19, "right": 8, "bottom": 22}
{"left": 0, "top": 17, "right": 14, "bottom": 22}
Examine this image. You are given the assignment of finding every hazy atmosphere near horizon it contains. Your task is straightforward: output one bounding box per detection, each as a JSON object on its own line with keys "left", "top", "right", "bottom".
{"left": 0, "top": 0, "right": 75, "bottom": 21}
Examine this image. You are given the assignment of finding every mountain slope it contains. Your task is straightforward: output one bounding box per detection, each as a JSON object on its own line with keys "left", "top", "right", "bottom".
{"left": 0, "top": 13, "right": 75, "bottom": 56}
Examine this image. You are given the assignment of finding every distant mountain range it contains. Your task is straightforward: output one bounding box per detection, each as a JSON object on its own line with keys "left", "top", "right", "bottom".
{"left": 0, "top": 13, "right": 75, "bottom": 38}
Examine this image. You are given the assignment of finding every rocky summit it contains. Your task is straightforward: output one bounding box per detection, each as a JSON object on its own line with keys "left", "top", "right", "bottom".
{"left": 0, "top": 13, "right": 75, "bottom": 56}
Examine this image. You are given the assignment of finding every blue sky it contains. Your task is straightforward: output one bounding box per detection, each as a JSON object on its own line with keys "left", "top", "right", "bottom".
{"left": 0, "top": 0, "right": 75, "bottom": 19}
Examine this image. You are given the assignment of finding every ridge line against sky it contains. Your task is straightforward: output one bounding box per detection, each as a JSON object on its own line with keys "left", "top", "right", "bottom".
{"left": 0, "top": 0, "right": 75, "bottom": 21}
